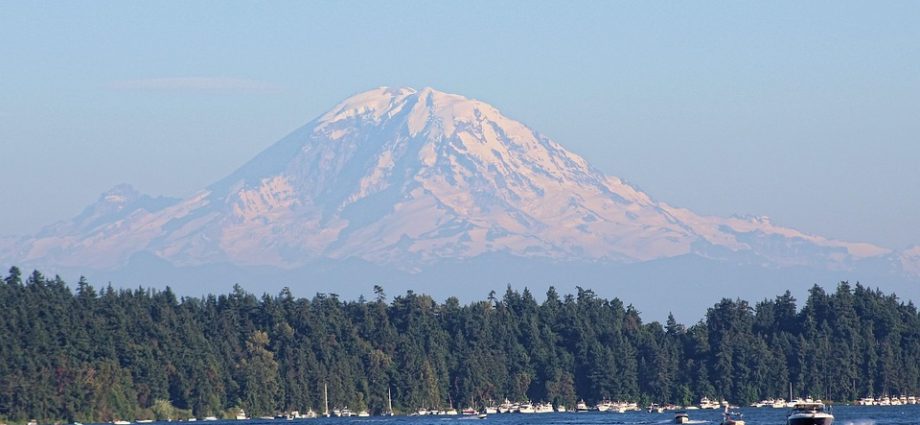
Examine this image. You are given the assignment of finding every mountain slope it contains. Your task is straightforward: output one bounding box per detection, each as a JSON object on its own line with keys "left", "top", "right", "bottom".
{"left": 1, "top": 87, "right": 911, "bottom": 279}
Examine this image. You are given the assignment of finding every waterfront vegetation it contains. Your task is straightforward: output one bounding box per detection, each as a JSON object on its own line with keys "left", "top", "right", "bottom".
{"left": 1, "top": 267, "right": 919, "bottom": 423}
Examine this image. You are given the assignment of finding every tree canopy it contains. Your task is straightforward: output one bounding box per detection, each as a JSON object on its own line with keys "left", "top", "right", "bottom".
{"left": 1, "top": 267, "right": 918, "bottom": 423}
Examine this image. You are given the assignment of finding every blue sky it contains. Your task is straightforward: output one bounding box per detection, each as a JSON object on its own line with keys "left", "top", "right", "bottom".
{"left": 1, "top": 1, "right": 918, "bottom": 249}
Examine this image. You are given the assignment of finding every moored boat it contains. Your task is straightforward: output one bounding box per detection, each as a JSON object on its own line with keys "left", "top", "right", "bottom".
{"left": 700, "top": 397, "right": 720, "bottom": 409}
{"left": 534, "top": 402, "right": 553, "bottom": 414}
{"left": 517, "top": 402, "right": 534, "bottom": 414}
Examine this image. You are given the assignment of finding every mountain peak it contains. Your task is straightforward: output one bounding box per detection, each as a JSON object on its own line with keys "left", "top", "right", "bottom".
{"left": 316, "top": 86, "right": 504, "bottom": 139}
{"left": 2, "top": 87, "right": 909, "bottom": 282}
{"left": 100, "top": 183, "right": 141, "bottom": 204}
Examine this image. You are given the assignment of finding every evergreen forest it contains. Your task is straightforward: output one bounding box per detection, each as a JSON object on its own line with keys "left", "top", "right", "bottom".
{"left": 1, "top": 267, "right": 919, "bottom": 423}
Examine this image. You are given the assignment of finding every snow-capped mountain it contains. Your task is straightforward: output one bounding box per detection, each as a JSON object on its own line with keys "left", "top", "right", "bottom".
{"left": 1, "top": 87, "right": 914, "bottom": 282}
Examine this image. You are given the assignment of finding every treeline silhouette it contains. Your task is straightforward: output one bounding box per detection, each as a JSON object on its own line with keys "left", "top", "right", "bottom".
{"left": 1, "top": 267, "right": 919, "bottom": 422}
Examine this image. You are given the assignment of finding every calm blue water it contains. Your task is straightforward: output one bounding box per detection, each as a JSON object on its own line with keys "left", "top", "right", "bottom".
{"left": 145, "top": 406, "right": 919, "bottom": 425}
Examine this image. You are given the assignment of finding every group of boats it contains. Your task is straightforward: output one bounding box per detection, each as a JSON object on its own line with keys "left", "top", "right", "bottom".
{"left": 855, "top": 395, "right": 918, "bottom": 406}
{"left": 674, "top": 401, "right": 833, "bottom": 425}
{"left": 749, "top": 397, "right": 826, "bottom": 408}
{"left": 8, "top": 399, "right": 845, "bottom": 425}
{"left": 411, "top": 398, "right": 646, "bottom": 416}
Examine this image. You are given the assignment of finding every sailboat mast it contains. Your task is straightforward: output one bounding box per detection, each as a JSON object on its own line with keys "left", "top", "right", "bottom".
{"left": 324, "top": 382, "right": 330, "bottom": 417}
{"left": 388, "top": 386, "right": 393, "bottom": 413}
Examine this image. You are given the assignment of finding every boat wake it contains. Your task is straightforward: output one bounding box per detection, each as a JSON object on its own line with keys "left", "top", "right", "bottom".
{"left": 838, "top": 421, "right": 876, "bottom": 425}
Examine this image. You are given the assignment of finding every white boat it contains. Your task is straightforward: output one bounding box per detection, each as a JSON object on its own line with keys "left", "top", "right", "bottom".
{"left": 786, "top": 402, "right": 833, "bottom": 425}
{"left": 575, "top": 400, "right": 590, "bottom": 412}
{"left": 596, "top": 400, "right": 612, "bottom": 412}
{"left": 674, "top": 411, "right": 689, "bottom": 424}
{"left": 356, "top": 410, "right": 370, "bottom": 417}
{"left": 235, "top": 409, "right": 248, "bottom": 420}
{"left": 555, "top": 404, "right": 567, "bottom": 413}
{"left": 114, "top": 421, "right": 131, "bottom": 425}
{"left": 750, "top": 399, "right": 770, "bottom": 408}
{"left": 517, "top": 402, "right": 535, "bottom": 413}
{"left": 203, "top": 417, "right": 218, "bottom": 421}
{"left": 534, "top": 402, "right": 553, "bottom": 414}
{"left": 137, "top": 421, "right": 154, "bottom": 424}
{"left": 498, "top": 399, "right": 514, "bottom": 414}
{"left": 700, "top": 397, "right": 720, "bottom": 409}
{"left": 787, "top": 398, "right": 807, "bottom": 408}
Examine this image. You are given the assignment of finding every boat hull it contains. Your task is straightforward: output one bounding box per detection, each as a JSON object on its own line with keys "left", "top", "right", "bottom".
{"left": 787, "top": 414, "right": 833, "bottom": 425}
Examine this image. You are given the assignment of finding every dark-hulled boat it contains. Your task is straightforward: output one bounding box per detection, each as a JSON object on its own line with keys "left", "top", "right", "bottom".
{"left": 721, "top": 406, "right": 745, "bottom": 425}
{"left": 674, "top": 411, "right": 689, "bottom": 424}
{"left": 786, "top": 402, "right": 833, "bottom": 425}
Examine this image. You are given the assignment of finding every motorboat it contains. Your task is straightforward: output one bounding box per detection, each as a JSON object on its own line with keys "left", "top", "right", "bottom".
{"left": 534, "top": 402, "right": 553, "bottom": 414}
{"left": 517, "top": 402, "right": 535, "bottom": 414}
{"left": 786, "top": 402, "right": 833, "bottom": 425}
{"left": 721, "top": 406, "right": 745, "bottom": 425}
{"left": 575, "top": 400, "right": 590, "bottom": 412}
{"left": 674, "top": 411, "right": 689, "bottom": 424}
